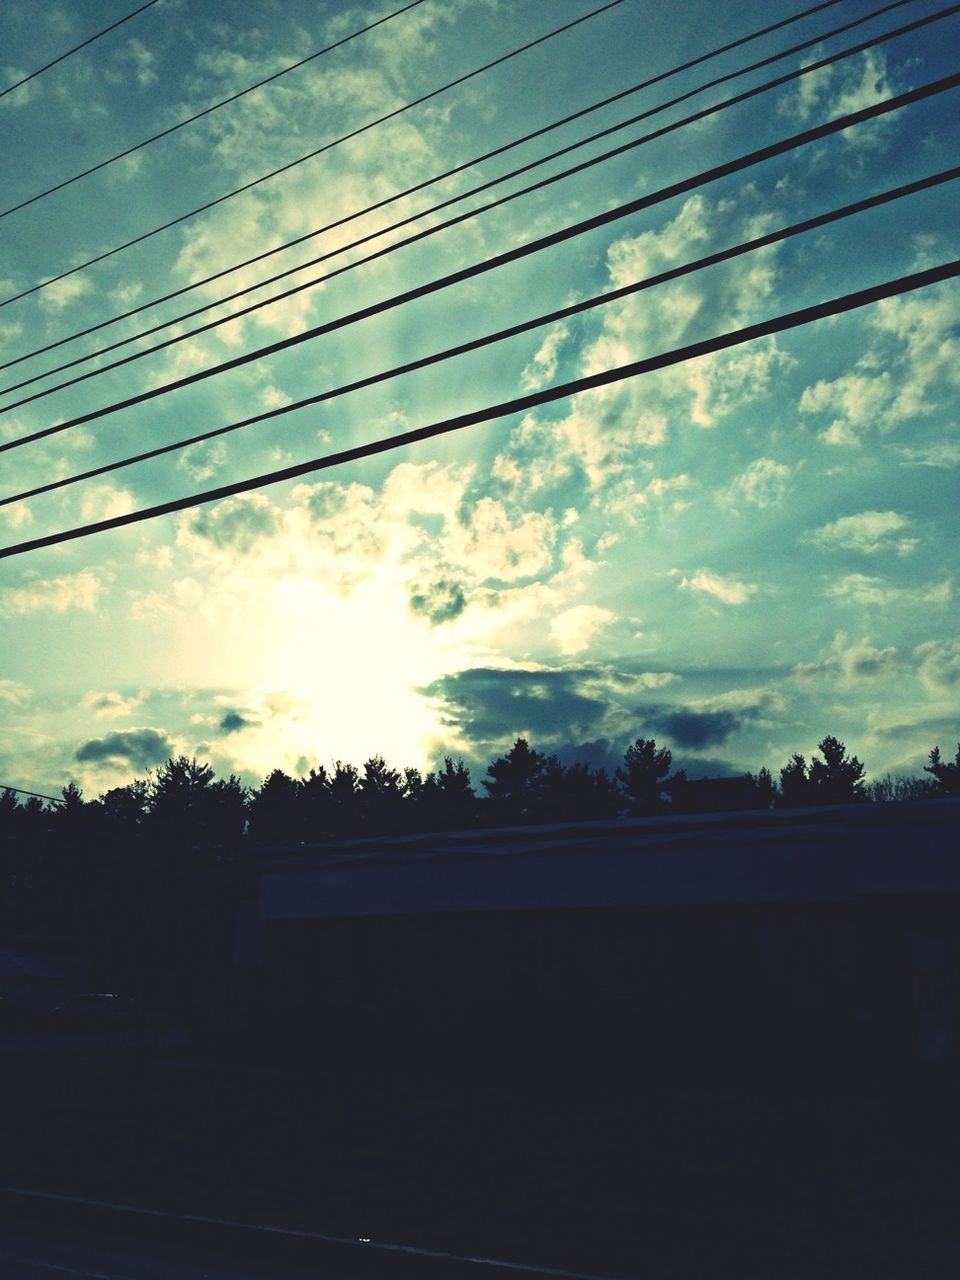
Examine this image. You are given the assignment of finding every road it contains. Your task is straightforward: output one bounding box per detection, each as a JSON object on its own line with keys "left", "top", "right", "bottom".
{"left": 0, "top": 1188, "right": 611, "bottom": 1280}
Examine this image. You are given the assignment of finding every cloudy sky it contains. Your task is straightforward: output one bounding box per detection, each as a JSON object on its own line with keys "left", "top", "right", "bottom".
{"left": 1, "top": 0, "right": 957, "bottom": 798}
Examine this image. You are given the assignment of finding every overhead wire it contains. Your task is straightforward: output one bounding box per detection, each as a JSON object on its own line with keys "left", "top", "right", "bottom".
{"left": 0, "top": 0, "right": 628, "bottom": 272}
{"left": 3, "top": 259, "right": 956, "bottom": 560}
{"left": 2, "top": 32, "right": 957, "bottom": 444}
{"left": 0, "top": 0, "right": 926, "bottom": 398}
{"left": 3, "top": 68, "right": 956, "bottom": 459}
{"left": 4, "top": 164, "right": 955, "bottom": 510}
{"left": 0, "top": 0, "right": 433, "bottom": 219}
{"left": 0, "top": 0, "right": 160, "bottom": 101}
{"left": 0, "top": 0, "right": 858, "bottom": 340}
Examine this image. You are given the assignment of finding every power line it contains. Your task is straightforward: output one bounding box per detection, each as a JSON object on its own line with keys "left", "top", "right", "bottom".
{"left": 0, "top": 784, "right": 65, "bottom": 806}
{"left": 0, "top": 0, "right": 856, "bottom": 338}
{"left": 0, "top": 0, "right": 433, "bottom": 218}
{"left": 0, "top": 0, "right": 923, "bottom": 399}
{"left": 0, "top": 0, "right": 160, "bottom": 101}
{"left": 0, "top": 0, "right": 627, "bottom": 244}
{"left": 2, "top": 258, "right": 956, "bottom": 560}
{"left": 5, "top": 165, "right": 954, "bottom": 510}
{"left": 2, "top": 64, "right": 955, "bottom": 455}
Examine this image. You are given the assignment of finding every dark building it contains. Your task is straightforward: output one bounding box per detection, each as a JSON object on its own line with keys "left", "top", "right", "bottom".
{"left": 254, "top": 800, "right": 960, "bottom": 1079}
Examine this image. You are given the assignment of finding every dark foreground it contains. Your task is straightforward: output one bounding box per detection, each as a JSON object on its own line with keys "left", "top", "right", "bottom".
{"left": 3, "top": 1039, "right": 960, "bottom": 1279}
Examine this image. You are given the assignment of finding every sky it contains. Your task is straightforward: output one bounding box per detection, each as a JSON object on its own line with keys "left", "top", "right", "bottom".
{"left": 0, "top": 0, "right": 957, "bottom": 799}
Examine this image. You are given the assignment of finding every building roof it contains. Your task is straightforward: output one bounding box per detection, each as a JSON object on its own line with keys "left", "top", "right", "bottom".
{"left": 260, "top": 799, "right": 960, "bottom": 921}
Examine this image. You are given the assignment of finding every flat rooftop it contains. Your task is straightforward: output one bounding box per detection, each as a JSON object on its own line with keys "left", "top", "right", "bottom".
{"left": 260, "top": 798, "right": 960, "bottom": 920}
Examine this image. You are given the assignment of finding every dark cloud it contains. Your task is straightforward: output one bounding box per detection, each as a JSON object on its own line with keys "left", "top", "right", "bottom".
{"left": 219, "top": 711, "right": 252, "bottom": 734}
{"left": 648, "top": 708, "right": 742, "bottom": 749}
{"left": 409, "top": 577, "right": 466, "bottom": 626}
{"left": 670, "top": 753, "right": 742, "bottom": 780}
{"left": 872, "top": 716, "right": 960, "bottom": 743}
{"left": 424, "top": 667, "right": 609, "bottom": 746}
{"left": 75, "top": 728, "right": 174, "bottom": 769}
{"left": 187, "top": 497, "right": 277, "bottom": 552}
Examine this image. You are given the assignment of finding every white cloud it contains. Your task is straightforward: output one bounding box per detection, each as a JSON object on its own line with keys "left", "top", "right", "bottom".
{"left": 898, "top": 441, "right": 960, "bottom": 469}
{"left": 778, "top": 50, "right": 893, "bottom": 141}
{"left": 0, "top": 570, "right": 101, "bottom": 616}
{"left": 521, "top": 324, "right": 569, "bottom": 391}
{"left": 826, "top": 574, "right": 952, "bottom": 608}
{"left": 37, "top": 274, "right": 94, "bottom": 312}
{"left": 914, "top": 639, "right": 960, "bottom": 695}
{"left": 792, "top": 633, "right": 901, "bottom": 684}
{"left": 799, "top": 281, "right": 960, "bottom": 445}
{"left": 804, "top": 510, "right": 917, "bottom": 556}
{"left": 81, "top": 690, "right": 143, "bottom": 718}
{"left": 678, "top": 569, "right": 758, "bottom": 605}
{"left": 550, "top": 604, "right": 614, "bottom": 656}
{"left": 722, "top": 457, "right": 790, "bottom": 509}
{"left": 80, "top": 484, "right": 135, "bottom": 521}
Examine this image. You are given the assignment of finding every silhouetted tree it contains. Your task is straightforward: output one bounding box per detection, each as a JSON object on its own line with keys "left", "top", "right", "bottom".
{"left": 483, "top": 738, "right": 550, "bottom": 823}
{"left": 865, "top": 773, "right": 933, "bottom": 803}
{"left": 248, "top": 769, "right": 301, "bottom": 845}
{"left": 779, "top": 754, "right": 811, "bottom": 806}
{"left": 924, "top": 743, "right": 960, "bottom": 797}
{"left": 428, "top": 756, "right": 476, "bottom": 829}
{"left": 809, "top": 735, "right": 865, "bottom": 804}
{"left": 327, "top": 761, "right": 361, "bottom": 834}
{"left": 546, "top": 761, "right": 621, "bottom": 822}
{"left": 360, "top": 755, "right": 405, "bottom": 833}
{"left": 616, "top": 738, "right": 672, "bottom": 814}
{"left": 99, "top": 779, "right": 150, "bottom": 831}
{"left": 746, "top": 767, "right": 778, "bottom": 809}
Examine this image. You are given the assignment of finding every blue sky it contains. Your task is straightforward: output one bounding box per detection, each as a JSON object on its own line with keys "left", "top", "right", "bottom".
{"left": 1, "top": 0, "right": 957, "bottom": 796}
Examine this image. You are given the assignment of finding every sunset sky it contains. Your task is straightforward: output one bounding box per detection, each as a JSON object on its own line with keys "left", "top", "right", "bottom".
{"left": 1, "top": 0, "right": 957, "bottom": 799}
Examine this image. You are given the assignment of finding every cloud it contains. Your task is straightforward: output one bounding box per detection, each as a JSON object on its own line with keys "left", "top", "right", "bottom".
{"left": 0, "top": 570, "right": 102, "bottom": 616}
{"left": 424, "top": 666, "right": 611, "bottom": 749}
{"left": 678, "top": 569, "right": 758, "bottom": 605}
{"left": 408, "top": 576, "right": 467, "bottom": 626}
{"left": 0, "top": 679, "right": 30, "bottom": 707}
{"left": 804, "top": 510, "right": 917, "bottom": 556}
{"left": 914, "top": 639, "right": 960, "bottom": 695}
{"left": 183, "top": 493, "right": 279, "bottom": 554}
{"left": 550, "top": 605, "right": 614, "bottom": 656}
{"left": 897, "top": 441, "right": 960, "bottom": 469}
{"left": 219, "top": 711, "right": 253, "bottom": 733}
{"left": 798, "top": 280, "right": 960, "bottom": 445}
{"left": 722, "top": 457, "right": 790, "bottom": 509}
{"left": 37, "top": 274, "right": 93, "bottom": 312}
{"left": 81, "top": 691, "right": 142, "bottom": 718}
{"left": 779, "top": 50, "right": 893, "bottom": 142}
{"left": 74, "top": 728, "right": 175, "bottom": 770}
{"left": 520, "top": 324, "right": 569, "bottom": 391}
{"left": 793, "top": 633, "right": 901, "bottom": 684}
{"left": 80, "top": 484, "right": 135, "bottom": 521}
{"left": 178, "top": 439, "right": 228, "bottom": 482}
{"left": 649, "top": 708, "right": 742, "bottom": 750}
{"left": 826, "top": 574, "right": 952, "bottom": 608}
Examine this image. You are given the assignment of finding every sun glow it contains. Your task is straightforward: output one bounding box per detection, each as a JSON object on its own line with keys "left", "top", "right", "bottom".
{"left": 256, "top": 566, "right": 461, "bottom": 773}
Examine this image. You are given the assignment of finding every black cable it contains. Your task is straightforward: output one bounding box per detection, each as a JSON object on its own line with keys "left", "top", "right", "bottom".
{"left": 0, "top": 0, "right": 627, "bottom": 244}
{"left": 3, "top": 258, "right": 956, "bottom": 560}
{"left": 0, "top": 0, "right": 855, "bottom": 343}
{"left": 0, "top": 0, "right": 920, "bottom": 399}
{"left": 0, "top": 0, "right": 160, "bottom": 100}
{"left": 0, "top": 784, "right": 65, "bottom": 806}
{"left": 0, "top": 0, "right": 433, "bottom": 218}
{"left": 6, "top": 165, "right": 954, "bottom": 510}
{"left": 3, "top": 48, "right": 956, "bottom": 447}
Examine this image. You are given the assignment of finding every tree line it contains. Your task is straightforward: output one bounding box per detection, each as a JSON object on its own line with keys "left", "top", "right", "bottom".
{"left": 1, "top": 735, "right": 955, "bottom": 1007}
{"left": 3, "top": 734, "right": 958, "bottom": 853}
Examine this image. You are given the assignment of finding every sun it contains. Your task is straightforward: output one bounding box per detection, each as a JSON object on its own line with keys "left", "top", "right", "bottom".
{"left": 255, "top": 564, "right": 461, "bottom": 774}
